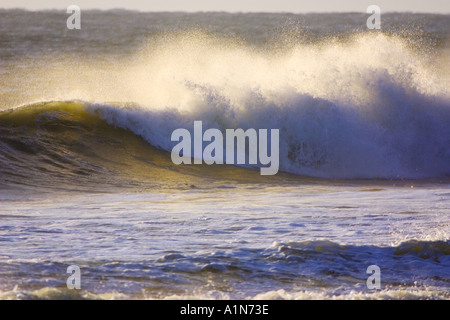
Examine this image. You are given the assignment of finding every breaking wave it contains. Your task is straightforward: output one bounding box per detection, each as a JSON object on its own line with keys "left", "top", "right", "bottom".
{"left": 2, "top": 33, "right": 450, "bottom": 180}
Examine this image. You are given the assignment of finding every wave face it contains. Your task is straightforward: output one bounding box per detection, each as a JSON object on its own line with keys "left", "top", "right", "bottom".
{"left": 0, "top": 101, "right": 287, "bottom": 191}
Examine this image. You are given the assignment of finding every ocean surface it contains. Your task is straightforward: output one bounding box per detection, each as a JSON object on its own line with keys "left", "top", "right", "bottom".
{"left": 0, "top": 10, "right": 449, "bottom": 299}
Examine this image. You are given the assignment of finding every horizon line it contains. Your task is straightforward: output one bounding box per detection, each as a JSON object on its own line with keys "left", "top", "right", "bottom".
{"left": 1, "top": 7, "right": 449, "bottom": 14}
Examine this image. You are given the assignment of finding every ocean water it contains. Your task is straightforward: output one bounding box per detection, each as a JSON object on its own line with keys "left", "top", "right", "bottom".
{"left": 0, "top": 10, "right": 449, "bottom": 300}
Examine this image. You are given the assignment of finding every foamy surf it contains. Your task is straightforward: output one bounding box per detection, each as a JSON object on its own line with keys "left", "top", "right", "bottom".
{"left": 1, "top": 287, "right": 449, "bottom": 300}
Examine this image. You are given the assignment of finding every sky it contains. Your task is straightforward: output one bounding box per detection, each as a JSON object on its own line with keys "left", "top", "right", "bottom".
{"left": 1, "top": 0, "right": 449, "bottom": 13}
